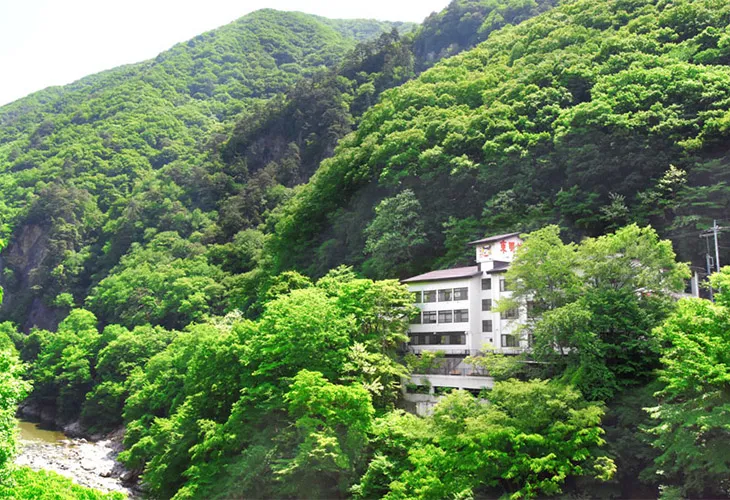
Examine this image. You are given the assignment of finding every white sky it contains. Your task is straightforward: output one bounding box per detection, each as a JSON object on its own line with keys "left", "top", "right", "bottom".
{"left": 0, "top": 0, "right": 450, "bottom": 107}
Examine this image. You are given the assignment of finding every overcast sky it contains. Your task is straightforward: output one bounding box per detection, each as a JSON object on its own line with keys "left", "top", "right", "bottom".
{"left": 0, "top": 0, "right": 450, "bottom": 107}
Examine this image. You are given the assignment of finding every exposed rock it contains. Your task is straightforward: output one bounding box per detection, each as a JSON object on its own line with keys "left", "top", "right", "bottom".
{"left": 63, "top": 420, "right": 84, "bottom": 438}
{"left": 16, "top": 420, "right": 138, "bottom": 498}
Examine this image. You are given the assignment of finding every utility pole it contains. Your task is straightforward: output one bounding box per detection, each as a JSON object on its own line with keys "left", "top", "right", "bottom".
{"left": 713, "top": 219, "right": 721, "bottom": 272}
{"left": 701, "top": 220, "right": 723, "bottom": 300}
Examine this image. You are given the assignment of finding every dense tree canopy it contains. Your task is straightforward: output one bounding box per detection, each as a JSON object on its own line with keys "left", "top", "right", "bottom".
{"left": 0, "top": 10, "right": 409, "bottom": 331}
{"left": 268, "top": 0, "right": 730, "bottom": 280}
{"left": 2, "top": 1, "right": 730, "bottom": 498}
{"left": 645, "top": 270, "right": 730, "bottom": 498}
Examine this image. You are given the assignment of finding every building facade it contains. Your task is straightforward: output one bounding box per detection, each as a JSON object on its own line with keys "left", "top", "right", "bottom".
{"left": 401, "top": 233, "right": 529, "bottom": 406}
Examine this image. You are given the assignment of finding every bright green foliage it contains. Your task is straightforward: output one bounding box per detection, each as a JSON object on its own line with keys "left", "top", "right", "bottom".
{"left": 330, "top": 274, "right": 414, "bottom": 408}
{"left": 0, "top": 467, "right": 124, "bottom": 499}
{"left": 1, "top": 0, "right": 727, "bottom": 496}
{"left": 269, "top": 0, "right": 730, "bottom": 279}
{"left": 81, "top": 324, "right": 176, "bottom": 431}
{"left": 0, "top": 1, "right": 553, "bottom": 330}
{"left": 403, "top": 350, "right": 445, "bottom": 374}
{"left": 87, "top": 232, "right": 227, "bottom": 329}
{"left": 646, "top": 284, "right": 730, "bottom": 498}
{"left": 30, "top": 309, "right": 101, "bottom": 421}
{"left": 464, "top": 352, "right": 524, "bottom": 381}
{"left": 507, "top": 225, "right": 689, "bottom": 400}
{"left": 0, "top": 348, "right": 30, "bottom": 480}
{"left": 113, "top": 273, "right": 414, "bottom": 498}
{"left": 0, "top": 10, "right": 407, "bottom": 330}
{"left": 357, "top": 381, "right": 613, "bottom": 499}
{"left": 274, "top": 370, "right": 375, "bottom": 498}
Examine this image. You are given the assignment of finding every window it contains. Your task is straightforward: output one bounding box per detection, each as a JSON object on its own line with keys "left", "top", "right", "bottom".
{"left": 410, "top": 312, "right": 422, "bottom": 324}
{"left": 412, "top": 291, "right": 422, "bottom": 303}
{"left": 501, "top": 334, "right": 517, "bottom": 347}
{"left": 438, "top": 310, "right": 453, "bottom": 323}
{"left": 454, "top": 309, "right": 469, "bottom": 323}
{"left": 500, "top": 278, "right": 509, "bottom": 292}
{"left": 453, "top": 287, "right": 468, "bottom": 300}
{"left": 501, "top": 308, "right": 519, "bottom": 320}
{"left": 438, "top": 289, "right": 452, "bottom": 302}
{"left": 434, "top": 386, "right": 457, "bottom": 396}
{"left": 526, "top": 334, "right": 534, "bottom": 347}
{"left": 481, "top": 278, "right": 492, "bottom": 290}
{"left": 482, "top": 320, "right": 493, "bottom": 332}
{"left": 423, "top": 290, "right": 436, "bottom": 303}
{"left": 482, "top": 299, "right": 492, "bottom": 311}
{"left": 445, "top": 332, "right": 466, "bottom": 345}
{"left": 423, "top": 311, "right": 437, "bottom": 324}
{"left": 409, "top": 333, "right": 465, "bottom": 346}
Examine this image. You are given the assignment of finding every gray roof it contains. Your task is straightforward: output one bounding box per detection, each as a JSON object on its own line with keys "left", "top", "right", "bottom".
{"left": 467, "top": 232, "right": 521, "bottom": 246}
{"left": 402, "top": 266, "right": 480, "bottom": 283}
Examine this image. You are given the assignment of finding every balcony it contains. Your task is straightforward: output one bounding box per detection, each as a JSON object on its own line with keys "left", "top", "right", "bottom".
{"left": 410, "top": 365, "right": 491, "bottom": 377}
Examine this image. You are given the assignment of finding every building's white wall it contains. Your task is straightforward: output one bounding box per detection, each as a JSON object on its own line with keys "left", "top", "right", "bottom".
{"left": 468, "top": 274, "right": 481, "bottom": 351}
{"left": 405, "top": 235, "right": 529, "bottom": 355}
{"left": 406, "top": 272, "right": 526, "bottom": 353}
{"left": 409, "top": 277, "right": 474, "bottom": 350}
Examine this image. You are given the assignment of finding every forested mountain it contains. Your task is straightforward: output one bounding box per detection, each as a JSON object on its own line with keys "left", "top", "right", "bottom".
{"left": 2, "top": 1, "right": 730, "bottom": 499}
{"left": 268, "top": 0, "right": 730, "bottom": 281}
{"left": 0, "top": 10, "right": 411, "bottom": 329}
{"left": 0, "top": 0, "right": 560, "bottom": 332}
{"left": 412, "top": 0, "right": 558, "bottom": 69}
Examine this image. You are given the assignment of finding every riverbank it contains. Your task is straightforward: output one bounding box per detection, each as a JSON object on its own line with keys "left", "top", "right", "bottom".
{"left": 16, "top": 420, "right": 139, "bottom": 498}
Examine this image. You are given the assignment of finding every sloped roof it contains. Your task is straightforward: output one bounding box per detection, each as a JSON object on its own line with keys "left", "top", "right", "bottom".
{"left": 402, "top": 266, "right": 480, "bottom": 283}
{"left": 467, "top": 232, "right": 521, "bottom": 246}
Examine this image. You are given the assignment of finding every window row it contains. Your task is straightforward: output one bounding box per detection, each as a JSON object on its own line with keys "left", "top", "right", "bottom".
{"left": 500, "top": 334, "right": 533, "bottom": 347}
{"left": 411, "top": 309, "right": 469, "bottom": 324}
{"left": 413, "top": 287, "right": 468, "bottom": 303}
{"left": 409, "top": 332, "right": 466, "bottom": 345}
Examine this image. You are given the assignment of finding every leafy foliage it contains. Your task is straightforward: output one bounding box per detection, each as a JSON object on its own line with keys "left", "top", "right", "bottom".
{"left": 268, "top": 0, "right": 730, "bottom": 280}
{"left": 356, "top": 382, "right": 614, "bottom": 499}
{"left": 0, "top": 10, "right": 406, "bottom": 330}
{"left": 646, "top": 279, "right": 730, "bottom": 498}
{"left": 506, "top": 225, "right": 689, "bottom": 400}
{"left": 0, "top": 346, "right": 30, "bottom": 480}
{"left": 0, "top": 467, "right": 124, "bottom": 499}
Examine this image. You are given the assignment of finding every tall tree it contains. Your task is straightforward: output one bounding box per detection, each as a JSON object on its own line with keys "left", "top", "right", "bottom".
{"left": 505, "top": 225, "right": 689, "bottom": 400}
{"left": 646, "top": 272, "right": 730, "bottom": 498}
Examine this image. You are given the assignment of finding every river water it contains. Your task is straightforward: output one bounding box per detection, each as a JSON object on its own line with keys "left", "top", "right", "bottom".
{"left": 16, "top": 419, "right": 137, "bottom": 497}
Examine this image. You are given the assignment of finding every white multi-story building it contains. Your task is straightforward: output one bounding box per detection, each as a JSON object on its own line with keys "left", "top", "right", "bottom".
{"left": 401, "top": 232, "right": 530, "bottom": 408}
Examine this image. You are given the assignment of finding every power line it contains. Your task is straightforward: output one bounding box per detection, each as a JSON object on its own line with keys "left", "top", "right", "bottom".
{"left": 700, "top": 220, "right": 723, "bottom": 301}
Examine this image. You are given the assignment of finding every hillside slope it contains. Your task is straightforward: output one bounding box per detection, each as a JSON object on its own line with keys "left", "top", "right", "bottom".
{"left": 0, "top": 10, "right": 408, "bottom": 329}
{"left": 0, "top": 0, "right": 561, "bottom": 330}
{"left": 216, "top": 0, "right": 559, "bottom": 241}
{"left": 268, "top": 0, "right": 730, "bottom": 279}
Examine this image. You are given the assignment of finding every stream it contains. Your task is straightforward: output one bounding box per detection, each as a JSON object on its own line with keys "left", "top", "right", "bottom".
{"left": 15, "top": 419, "right": 138, "bottom": 497}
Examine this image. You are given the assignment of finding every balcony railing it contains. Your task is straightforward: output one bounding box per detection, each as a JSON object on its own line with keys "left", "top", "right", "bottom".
{"left": 410, "top": 366, "right": 491, "bottom": 377}
{"left": 400, "top": 346, "right": 527, "bottom": 357}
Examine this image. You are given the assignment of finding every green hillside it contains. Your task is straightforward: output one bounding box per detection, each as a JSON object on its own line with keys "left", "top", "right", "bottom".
{"left": 215, "top": 0, "right": 560, "bottom": 246}
{"left": 268, "top": 0, "right": 730, "bottom": 280}
{"left": 0, "top": 10, "right": 409, "bottom": 329}
{"left": 2, "top": 2, "right": 730, "bottom": 499}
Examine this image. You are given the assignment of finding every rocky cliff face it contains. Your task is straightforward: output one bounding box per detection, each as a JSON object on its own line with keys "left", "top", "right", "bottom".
{"left": 1, "top": 223, "right": 60, "bottom": 331}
